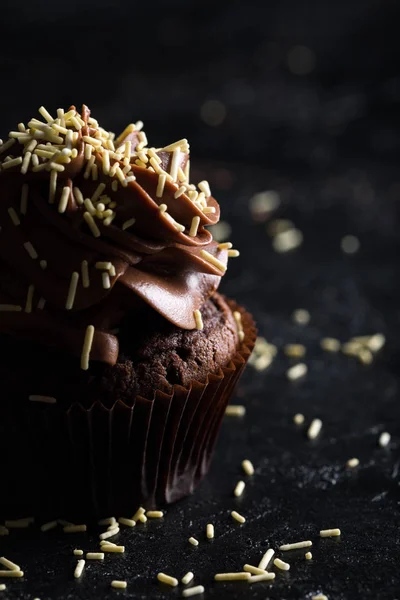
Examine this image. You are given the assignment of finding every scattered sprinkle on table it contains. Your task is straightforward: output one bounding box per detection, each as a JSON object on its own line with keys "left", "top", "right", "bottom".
{"left": 293, "top": 413, "right": 305, "bottom": 425}
{"left": 74, "top": 560, "right": 85, "bottom": 579}
{"left": 102, "top": 544, "right": 125, "bottom": 553}
{"left": 215, "top": 572, "right": 251, "bottom": 581}
{"left": 0, "top": 570, "right": 24, "bottom": 578}
{"left": 40, "top": 520, "right": 58, "bottom": 532}
{"left": 182, "top": 585, "right": 205, "bottom": 597}
{"left": 320, "top": 337, "right": 341, "bottom": 352}
{"left": 243, "top": 564, "right": 268, "bottom": 575}
{"left": 181, "top": 572, "right": 194, "bottom": 585}
{"left": 248, "top": 573, "right": 276, "bottom": 583}
{"left": 308, "top": 418, "right": 323, "bottom": 440}
{"left": 287, "top": 363, "right": 308, "bottom": 381}
{"left": 63, "top": 524, "right": 87, "bottom": 533}
{"left": 241, "top": 459, "right": 254, "bottom": 475}
{"left": 234, "top": 480, "right": 245, "bottom": 497}
{"left": 86, "top": 552, "right": 104, "bottom": 560}
{"left": 292, "top": 308, "right": 310, "bottom": 325}
{"left": 273, "top": 558, "right": 290, "bottom": 571}
{"left": 379, "top": 432, "right": 391, "bottom": 447}
{"left": 206, "top": 524, "right": 214, "bottom": 539}
{"left": 284, "top": 343, "right": 306, "bottom": 358}
{"left": 157, "top": 573, "right": 178, "bottom": 587}
{"left": 258, "top": 548, "right": 275, "bottom": 570}
{"left": 0, "top": 557, "right": 20, "bottom": 571}
{"left": 312, "top": 594, "right": 328, "bottom": 600}
{"left": 132, "top": 507, "right": 145, "bottom": 521}
{"left": 320, "top": 528, "right": 341, "bottom": 537}
{"left": 346, "top": 457, "right": 360, "bottom": 468}
{"left": 189, "top": 537, "right": 199, "bottom": 546}
{"left": 225, "top": 405, "right": 246, "bottom": 417}
{"left": 231, "top": 511, "right": 245, "bottom": 524}
{"left": 0, "top": 584, "right": 5, "bottom": 591}
{"left": 73, "top": 549, "right": 83, "bottom": 556}
{"left": 118, "top": 517, "right": 136, "bottom": 527}
{"left": 279, "top": 540, "right": 312, "bottom": 551}
{"left": 305, "top": 552, "right": 313, "bottom": 560}
{"left": 111, "top": 580, "right": 127, "bottom": 589}
{"left": 146, "top": 510, "right": 164, "bottom": 518}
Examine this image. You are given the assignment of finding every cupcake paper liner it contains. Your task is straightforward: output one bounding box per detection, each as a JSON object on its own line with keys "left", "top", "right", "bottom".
{"left": 0, "top": 300, "right": 256, "bottom": 520}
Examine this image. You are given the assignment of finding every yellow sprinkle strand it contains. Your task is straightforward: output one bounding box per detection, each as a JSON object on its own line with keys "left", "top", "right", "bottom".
{"left": 0, "top": 305, "right": 22, "bottom": 312}
{"left": 81, "top": 260, "right": 90, "bottom": 288}
{"left": 287, "top": 363, "right": 308, "bottom": 381}
{"left": 63, "top": 524, "right": 87, "bottom": 533}
{"left": 99, "top": 527, "right": 120, "bottom": 541}
{"left": 215, "top": 573, "right": 251, "bottom": 581}
{"left": 225, "top": 405, "right": 246, "bottom": 417}
{"left": 200, "top": 249, "right": 226, "bottom": 272}
{"left": 206, "top": 523, "right": 214, "bottom": 539}
{"left": 234, "top": 480, "right": 245, "bottom": 497}
{"left": 29, "top": 395, "right": 57, "bottom": 404}
{"left": 248, "top": 573, "right": 276, "bottom": 583}
{"left": 320, "top": 528, "right": 341, "bottom": 538}
{"left": 258, "top": 548, "right": 275, "bottom": 570}
{"left": 293, "top": 413, "right": 305, "bottom": 425}
{"left": 242, "top": 459, "right": 254, "bottom": 475}
{"left": 181, "top": 572, "right": 194, "bottom": 585}
{"left": 122, "top": 217, "right": 136, "bottom": 231}
{"left": 23, "top": 242, "right": 38, "bottom": 260}
{"left": 243, "top": 565, "right": 268, "bottom": 575}
{"left": 58, "top": 186, "right": 70, "bottom": 213}
{"left": 0, "top": 557, "right": 20, "bottom": 571}
{"left": 279, "top": 540, "right": 312, "bottom": 551}
{"left": 189, "top": 216, "right": 201, "bottom": 237}
{"left": 65, "top": 272, "right": 79, "bottom": 310}
{"left": 49, "top": 170, "right": 57, "bottom": 204}
{"left": 25, "top": 284, "right": 34, "bottom": 313}
{"left": 86, "top": 553, "right": 104, "bottom": 560}
{"left": 81, "top": 325, "right": 95, "bottom": 370}
{"left": 346, "top": 457, "right": 359, "bottom": 468}
{"left": 157, "top": 573, "right": 178, "bottom": 587}
{"left": 132, "top": 507, "right": 146, "bottom": 522}
{"left": 193, "top": 309, "right": 203, "bottom": 330}
{"left": 8, "top": 207, "right": 20, "bottom": 226}
{"left": 118, "top": 517, "right": 136, "bottom": 528}
{"left": 183, "top": 585, "right": 205, "bottom": 597}
{"left": 305, "top": 552, "right": 313, "bottom": 560}
{"left": 102, "top": 545, "right": 125, "bottom": 553}
{"left": 5, "top": 518, "right": 33, "bottom": 529}
{"left": 273, "top": 558, "right": 290, "bottom": 571}
{"left": 83, "top": 211, "right": 101, "bottom": 238}
{"left": 98, "top": 517, "right": 116, "bottom": 526}
{"left": 40, "top": 520, "right": 58, "bottom": 532}
{"left": 111, "top": 581, "right": 127, "bottom": 589}
{"left": 146, "top": 511, "right": 164, "bottom": 518}
{"left": 188, "top": 537, "right": 199, "bottom": 546}
{"left": 0, "top": 570, "right": 24, "bottom": 578}
{"left": 74, "top": 560, "right": 85, "bottom": 579}
{"left": 308, "top": 418, "right": 323, "bottom": 440}
{"left": 231, "top": 511, "right": 245, "bottom": 524}
{"left": 73, "top": 549, "right": 83, "bottom": 556}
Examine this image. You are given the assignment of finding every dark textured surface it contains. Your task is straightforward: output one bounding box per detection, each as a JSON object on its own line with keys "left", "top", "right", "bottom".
{"left": 1, "top": 161, "right": 400, "bottom": 599}
{"left": 1, "top": 0, "right": 400, "bottom": 597}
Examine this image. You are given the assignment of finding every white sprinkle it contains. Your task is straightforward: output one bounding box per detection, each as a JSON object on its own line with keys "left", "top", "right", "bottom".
{"left": 320, "top": 337, "right": 341, "bottom": 352}
{"left": 215, "top": 573, "right": 251, "bottom": 581}
{"left": 58, "top": 186, "right": 70, "bottom": 213}
{"left": 49, "top": 170, "right": 57, "bottom": 204}
{"left": 258, "top": 548, "right": 275, "bottom": 570}
{"left": 98, "top": 517, "right": 116, "bottom": 526}
{"left": 74, "top": 559, "right": 85, "bottom": 579}
{"left": 86, "top": 553, "right": 104, "bottom": 560}
{"left": 346, "top": 457, "right": 360, "bottom": 468}
{"left": 37, "top": 297, "right": 46, "bottom": 310}
{"left": 83, "top": 212, "right": 101, "bottom": 238}
{"left": 194, "top": 309, "right": 203, "bottom": 330}
{"left": 234, "top": 480, "right": 245, "bottom": 497}
{"left": 279, "top": 540, "right": 312, "bottom": 551}
{"left": 0, "top": 557, "right": 20, "bottom": 571}
{"left": 243, "top": 565, "right": 268, "bottom": 576}
{"left": 305, "top": 552, "right": 313, "bottom": 560}
{"left": 307, "top": 418, "right": 323, "bottom": 440}
{"left": 170, "top": 148, "right": 181, "bottom": 181}
{"left": 189, "top": 216, "right": 201, "bottom": 237}
{"left": 0, "top": 570, "right": 24, "bottom": 578}
{"left": 40, "top": 520, "right": 58, "bottom": 532}
{"left": 21, "top": 151, "right": 32, "bottom": 175}
{"left": 66, "top": 272, "right": 79, "bottom": 310}
{"left": 91, "top": 183, "right": 106, "bottom": 203}
{"left": 181, "top": 572, "right": 194, "bottom": 585}
{"left": 5, "top": 518, "right": 33, "bottom": 529}
{"left": 273, "top": 558, "right": 290, "bottom": 571}
{"left": 200, "top": 249, "right": 226, "bottom": 272}
{"left": 157, "top": 573, "right": 178, "bottom": 587}
{"left": 189, "top": 537, "right": 199, "bottom": 546}
{"left": 8, "top": 207, "right": 20, "bottom": 226}
{"left": 0, "top": 138, "right": 16, "bottom": 154}
{"left": 231, "top": 511, "right": 245, "bottom": 524}
{"left": 293, "top": 413, "right": 305, "bottom": 425}
{"left": 49, "top": 162, "right": 65, "bottom": 172}
{"left": 111, "top": 581, "right": 127, "bottom": 589}
{"left": 0, "top": 304, "right": 22, "bottom": 312}
{"left": 248, "top": 573, "right": 276, "bottom": 583}
{"left": 64, "top": 524, "right": 87, "bottom": 533}
{"left": 203, "top": 206, "right": 216, "bottom": 214}
{"left": 81, "top": 325, "right": 95, "bottom": 370}
{"left": 379, "top": 431, "right": 391, "bottom": 447}
{"left": 182, "top": 585, "right": 205, "bottom": 597}
{"left": 25, "top": 284, "right": 34, "bottom": 313}
{"left": 341, "top": 234, "right": 360, "bottom": 254}
{"left": 155, "top": 173, "right": 167, "bottom": 198}
{"left": 38, "top": 106, "right": 54, "bottom": 123}
{"left": 138, "top": 514, "right": 147, "bottom": 523}
{"left": 206, "top": 524, "right": 214, "bottom": 539}
{"left": 0, "top": 584, "right": 5, "bottom": 590}
{"left": 241, "top": 459, "right": 254, "bottom": 475}
{"left": 132, "top": 507, "right": 146, "bottom": 522}
{"left": 367, "top": 333, "right": 386, "bottom": 352}
{"left": 320, "top": 528, "right": 341, "bottom": 538}
{"left": 81, "top": 260, "right": 90, "bottom": 288}
{"left": 312, "top": 594, "right": 328, "bottom": 600}
{"left": 29, "top": 395, "right": 57, "bottom": 404}
{"left": 99, "top": 527, "right": 119, "bottom": 541}
{"left": 287, "top": 363, "right": 308, "bottom": 381}
{"left": 292, "top": 308, "right": 310, "bottom": 325}
{"left": 1, "top": 156, "right": 23, "bottom": 169}
{"left": 225, "top": 405, "right": 246, "bottom": 417}
{"left": 84, "top": 198, "right": 96, "bottom": 215}
{"left": 118, "top": 517, "right": 136, "bottom": 528}
{"left": 73, "top": 549, "right": 83, "bottom": 556}
{"left": 146, "top": 510, "right": 164, "bottom": 518}
{"left": 102, "top": 544, "right": 125, "bottom": 553}
{"left": 198, "top": 180, "right": 211, "bottom": 197}
{"left": 23, "top": 242, "right": 38, "bottom": 260}
{"left": 250, "top": 190, "right": 280, "bottom": 218}
{"left": 102, "top": 272, "right": 111, "bottom": 289}
{"left": 122, "top": 217, "right": 136, "bottom": 231}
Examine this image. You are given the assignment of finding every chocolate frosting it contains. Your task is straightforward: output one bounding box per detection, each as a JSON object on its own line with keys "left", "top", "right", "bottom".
{"left": 0, "top": 106, "right": 229, "bottom": 366}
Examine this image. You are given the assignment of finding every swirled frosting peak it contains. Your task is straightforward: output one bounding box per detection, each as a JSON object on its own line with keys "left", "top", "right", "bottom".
{"left": 0, "top": 105, "right": 238, "bottom": 367}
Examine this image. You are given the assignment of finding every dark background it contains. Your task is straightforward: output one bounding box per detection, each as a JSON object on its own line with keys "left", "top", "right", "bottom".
{"left": 1, "top": 1, "right": 400, "bottom": 599}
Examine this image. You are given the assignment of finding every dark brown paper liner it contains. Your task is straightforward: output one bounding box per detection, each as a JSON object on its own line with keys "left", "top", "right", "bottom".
{"left": 0, "top": 300, "right": 256, "bottom": 520}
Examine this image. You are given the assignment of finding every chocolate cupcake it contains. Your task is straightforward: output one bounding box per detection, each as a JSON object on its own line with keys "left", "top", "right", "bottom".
{"left": 0, "top": 105, "right": 256, "bottom": 519}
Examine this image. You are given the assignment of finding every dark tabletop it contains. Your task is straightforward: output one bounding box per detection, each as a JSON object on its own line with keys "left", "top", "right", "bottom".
{"left": 1, "top": 1, "right": 400, "bottom": 598}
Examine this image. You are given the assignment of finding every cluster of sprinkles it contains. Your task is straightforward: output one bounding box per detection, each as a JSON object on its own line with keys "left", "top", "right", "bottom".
{"left": 0, "top": 105, "right": 242, "bottom": 370}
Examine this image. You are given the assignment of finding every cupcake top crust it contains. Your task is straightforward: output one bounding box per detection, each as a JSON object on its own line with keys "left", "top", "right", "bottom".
{"left": 0, "top": 105, "right": 238, "bottom": 369}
